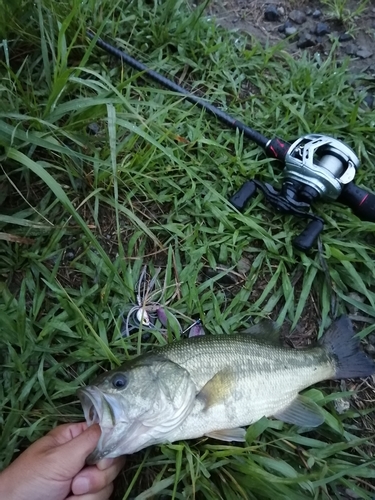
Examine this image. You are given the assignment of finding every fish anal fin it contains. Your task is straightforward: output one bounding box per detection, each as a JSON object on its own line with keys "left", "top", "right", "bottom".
{"left": 205, "top": 427, "right": 246, "bottom": 442}
{"left": 274, "top": 395, "right": 324, "bottom": 427}
{"left": 197, "top": 368, "right": 235, "bottom": 410}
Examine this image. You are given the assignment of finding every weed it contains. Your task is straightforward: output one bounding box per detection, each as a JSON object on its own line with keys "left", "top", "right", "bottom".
{"left": 321, "top": 0, "right": 370, "bottom": 30}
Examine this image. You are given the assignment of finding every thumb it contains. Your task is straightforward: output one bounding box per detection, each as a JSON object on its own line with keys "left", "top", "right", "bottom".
{"left": 57, "top": 424, "right": 101, "bottom": 475}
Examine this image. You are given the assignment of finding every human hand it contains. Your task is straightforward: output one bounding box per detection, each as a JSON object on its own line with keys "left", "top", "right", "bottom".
{"left": 0, "top": 422, "right": 125, "bottom": 500}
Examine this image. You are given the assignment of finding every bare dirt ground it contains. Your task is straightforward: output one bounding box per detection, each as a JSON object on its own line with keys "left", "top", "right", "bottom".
{"left": 204, "top": 0, "right": 375, "bottom": 76}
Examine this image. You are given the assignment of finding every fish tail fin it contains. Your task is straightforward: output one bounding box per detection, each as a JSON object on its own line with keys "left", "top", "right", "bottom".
{"left": 320, "top": 315, "right": 375, "bottom": 379}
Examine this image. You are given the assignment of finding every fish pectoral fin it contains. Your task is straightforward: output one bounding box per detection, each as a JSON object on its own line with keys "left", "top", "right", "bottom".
{"left": 274, "top": 395, "right": 325, "bottom": 428}
{"left": 205, "top": 427, "right": 246, "bottom": 442}
{"left": 197, "top": 368, "right": 235, "bottom": 410}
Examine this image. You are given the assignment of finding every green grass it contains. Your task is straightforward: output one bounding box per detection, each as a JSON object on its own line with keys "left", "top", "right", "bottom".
{"left": 1, "top": 0, "right": 375, "bottom": 498}
{"left": 321, "top": 0, "right": 369, "bottom": 30}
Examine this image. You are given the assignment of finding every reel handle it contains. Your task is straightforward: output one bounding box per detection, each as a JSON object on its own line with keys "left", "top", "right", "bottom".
{"left": 293, "top": 219, "right": 324, "bottom": 252}
{"left": 229, "top": 180, "right": 324, "bottom": 252}
{"left": 338, "top": 182, "right": 375, "bottom": 222}
{"left": 229, "top": 181, "right": 257, "bottom": 210}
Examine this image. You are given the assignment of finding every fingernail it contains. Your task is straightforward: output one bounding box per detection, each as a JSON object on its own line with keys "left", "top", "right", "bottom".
{"left": 97, "top": 457, "right": 114, "bottom": 470}
{"left": 73, "top": 476, "right": 90, "bottom": 495}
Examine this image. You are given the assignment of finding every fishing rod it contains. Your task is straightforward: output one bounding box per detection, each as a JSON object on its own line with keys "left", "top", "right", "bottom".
{"left": 87, "top": 30, "right": 375, "bottom": 251}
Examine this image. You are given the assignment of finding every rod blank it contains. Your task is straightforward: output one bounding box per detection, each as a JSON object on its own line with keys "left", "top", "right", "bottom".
{"left": 87, "top": 31, "right": 269, "bottom": 149}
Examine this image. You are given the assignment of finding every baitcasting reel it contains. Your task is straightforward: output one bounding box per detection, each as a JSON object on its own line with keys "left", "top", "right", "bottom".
{"left": 230, "top": 134, "right": 374, "bottom": 251}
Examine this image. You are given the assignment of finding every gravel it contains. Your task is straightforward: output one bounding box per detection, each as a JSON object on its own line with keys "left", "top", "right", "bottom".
{"left": 206, "top": 0, "right": 375, "bottom": 75}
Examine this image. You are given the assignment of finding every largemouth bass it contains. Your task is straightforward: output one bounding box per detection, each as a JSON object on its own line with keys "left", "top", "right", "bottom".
{"left": 78, "top": 316, "right": 375, "bottom": 464}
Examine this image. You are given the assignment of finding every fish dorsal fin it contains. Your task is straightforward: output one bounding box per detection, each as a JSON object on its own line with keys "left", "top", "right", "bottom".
{"left": 197, "top": 368, "right": 235, "bottom": 410}
{"left": 242, "top": 319, "right": 281, "bottom": 345}
{"left": 274, "top": 395, "right": 324, "bottom": 427}
{"left": 205, "top": 427, "right": 246, "bottom": 442}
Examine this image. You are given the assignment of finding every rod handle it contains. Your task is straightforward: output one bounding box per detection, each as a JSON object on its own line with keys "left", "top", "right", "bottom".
{"left": 338, "top": 181, "right": 375, "bottom": 222}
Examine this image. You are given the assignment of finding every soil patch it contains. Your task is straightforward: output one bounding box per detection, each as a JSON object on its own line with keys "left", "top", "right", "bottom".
{"left": 205, "top": 0, "right": 375, "bottom": 75}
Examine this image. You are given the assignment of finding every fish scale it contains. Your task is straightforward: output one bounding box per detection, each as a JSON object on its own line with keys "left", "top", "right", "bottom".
{"left": 156, "top": 335, "right": 334, "bottom": 442}
{"left": 154, "top": 334, "right": 332, "bottom": 393}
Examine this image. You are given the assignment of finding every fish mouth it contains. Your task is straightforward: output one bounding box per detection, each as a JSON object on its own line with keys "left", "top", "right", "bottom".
{"left": 77, "top": 386, "right": 127, "bottom": 464}
{"left": 77, "top": 387, "right": 105, "bottom": 427}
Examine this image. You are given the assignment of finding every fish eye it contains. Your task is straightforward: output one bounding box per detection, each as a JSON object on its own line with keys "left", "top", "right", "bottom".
{"left": 112, "top": 373, "right": 128, "bottom": 389}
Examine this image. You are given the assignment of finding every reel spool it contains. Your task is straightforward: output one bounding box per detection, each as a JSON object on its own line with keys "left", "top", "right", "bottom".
{"left": 284, "top": 134, "right": 359, "bottom": 202}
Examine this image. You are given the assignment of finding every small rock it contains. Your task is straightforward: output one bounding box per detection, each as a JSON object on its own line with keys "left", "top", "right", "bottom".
{"left": 345, "top": 42, "right": 358, "bottom": 56}
{"left": 277, "top": 6, "right": 285, "bottom": 17}
{"left": 357, "top": 48, "right": 373, "bottom": 59}
{"left": 365, "top": 343, "right": 375, "bottom": 354}
{"left": 334, "top": 398, "right": 350, "bottom": 415}
{"left": 264, "top": 5, "right": 280, "bottom": 22}
{"left": 237, "top": 257, "right": 251, "bottom": 274}
{"left": 297, "top": 34, "right": 316, "bottom": 49}
{"left": 203, "top": 267, "right": 238, "bottom": 285}
{"left": 344, "top": 489, "right": 362, "bottom": 500}
{"left": 306, "top": 8, "right": 313, "bottom": 16}
{"left": 278, "top": 20, "right": 293, "bottom": 33}
{"left": 87, "top": 122, "right": 100, "bottom": 135}
{"left": 285, "top": 26, "right": 297, "bottom": 35}
{"left": 289, "top": 9, "right": 306, "bottom": 24}
{"left": 347, "top": 292, "right": 364, "bottom": 314}
{"left": 315, "top": 22, "right": 330, "bottom": 37}
{"left": 339, "top": 33, "right": 354, "bottom": 42}
{"left": 65, "top": 250, "right": 75, "bottom": 261}
{"left": 285, "top": 26, "right": 298, "bottom": 37}
{"left": 364, "top": 94, "right": 375, "bottom": 109}
{"left": 312, "top": 9, "right": 322, "bottom": 18}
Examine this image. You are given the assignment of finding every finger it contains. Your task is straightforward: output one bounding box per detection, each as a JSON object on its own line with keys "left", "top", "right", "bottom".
{"left": 13, "top": 423, "right": 91, "bottom": 459}
{"left": 47, "top": 422, "right": 89, "bottom": 445}
{"left": 52, "top": 424, "right": 101, "bottom": 476}
{"left": 20, "top": 423, "right": 84, "bottom": 453}
{"left": 72, "top": 457, "right": 125, "bottom": 495}
{"left": 66, "top": 482, "right": 114, "bottom": 500}
{"left": 96, "top": 458, "right": 114, "bottom": 471}
{"left": 96, "top": 455, "right": 125, "bottom": 471}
